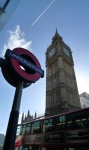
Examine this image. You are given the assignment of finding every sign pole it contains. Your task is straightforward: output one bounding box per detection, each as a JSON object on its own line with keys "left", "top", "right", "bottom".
{"left": 0, "top": 47, "right": 44, "bottom": 149}
{"left": 3, "top": 81, "right": 23, "bottom": 150}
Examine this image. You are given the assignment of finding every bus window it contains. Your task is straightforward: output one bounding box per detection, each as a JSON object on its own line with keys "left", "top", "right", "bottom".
{"left": 22, "top": 125, "right": 26, "bottom": 135}
{"left": 75, "top": 111, "right": 87, "bottom": 128}
{"left": 67, "top": 121, "right": 72, "bottom": 129}
{"left": 25, "top": 123, "right": 31, "bottom": 135}
{"left": 20, "top": 146, "right": 28, "bottom": 150}
{"left": 76, "top": 111, "right": 86, "bottom": 120}
{"left": 33, "top": 121, "right": 41, "bottom": 133}
{"left": 43, "top": 119, "right": 54, "bottom": 132}
{"left": 67, "top": 113, "right": 75, "bottom": 129}
{"left": 59, "top": 116, "right": 66, "bottom": 122}
{"left": 57, "top": 115, "right": 66, "bottom": 130}
{"left": 67, "top": 111, "right": 87, "bottom": 129}
{"left": 16, "top": 125, "right": 22, "bottom": 135}
{"left": 75, "top": 120, "right": 84, "bottom": 128}
{"left": 86, "top": 109, "right": 89, "bottom": 125}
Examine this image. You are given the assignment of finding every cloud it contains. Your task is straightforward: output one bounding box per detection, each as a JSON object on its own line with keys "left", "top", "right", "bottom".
{"left": 2, "top": 25, "right": 32, "bottom": 56}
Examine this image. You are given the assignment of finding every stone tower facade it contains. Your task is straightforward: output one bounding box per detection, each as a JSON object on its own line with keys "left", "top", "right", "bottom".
{"left": 45, "top": 30, "right": 81, "bottom": 116}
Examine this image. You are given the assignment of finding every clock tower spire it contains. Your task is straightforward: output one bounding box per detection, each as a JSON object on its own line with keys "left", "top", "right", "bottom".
{"left": 45, "top": 31, "right": 81, "bottom": 116}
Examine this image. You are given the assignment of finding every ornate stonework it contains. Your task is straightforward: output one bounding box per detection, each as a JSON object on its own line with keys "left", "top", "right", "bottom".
{"left": 45, "top": 30, "right": 81, "bottom": 116}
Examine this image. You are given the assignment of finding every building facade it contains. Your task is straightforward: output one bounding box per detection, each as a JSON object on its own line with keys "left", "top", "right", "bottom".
{"left": 45, "top": 30, "right": 81, "bottom": 116}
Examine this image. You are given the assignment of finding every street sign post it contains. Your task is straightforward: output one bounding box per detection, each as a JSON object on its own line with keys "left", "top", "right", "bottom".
{"left": 0, "top": 47, "right": 44, "bottom": 150}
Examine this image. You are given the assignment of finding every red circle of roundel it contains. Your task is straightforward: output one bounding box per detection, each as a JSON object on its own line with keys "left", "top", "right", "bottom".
{"left": 11, "top": 48, "right": 41, "bottom": 82}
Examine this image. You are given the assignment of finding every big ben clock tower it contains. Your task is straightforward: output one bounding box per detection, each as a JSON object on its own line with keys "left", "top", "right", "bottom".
{"left": 45, "top": 30, "right": 81, "bottom": 116}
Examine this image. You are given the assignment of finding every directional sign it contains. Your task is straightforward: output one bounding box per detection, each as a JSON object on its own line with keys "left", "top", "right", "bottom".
{"left": 5, "top": 48, "right": 44, "bottom": 83}
{"left": 5, "top": 49, "right": 44, "bottom": 77}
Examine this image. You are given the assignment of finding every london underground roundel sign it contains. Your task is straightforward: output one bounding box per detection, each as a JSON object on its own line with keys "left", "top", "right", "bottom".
{"left": 2, "top": 47, "right": 44, "bottom": 87}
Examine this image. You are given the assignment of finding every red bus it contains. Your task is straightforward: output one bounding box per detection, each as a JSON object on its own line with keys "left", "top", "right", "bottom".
{"left": 15, "top": 107, "right": 89, "bottom": 150}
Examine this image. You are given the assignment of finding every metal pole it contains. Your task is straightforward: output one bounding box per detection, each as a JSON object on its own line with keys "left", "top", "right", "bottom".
{"left": 3, "top": 81, "right": 23, "bottom": 150}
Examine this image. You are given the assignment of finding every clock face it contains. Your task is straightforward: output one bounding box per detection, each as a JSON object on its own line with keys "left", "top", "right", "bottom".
{"left": 48, "top": 47, "right": 56, "bottom": 58}
{"left": 63, "top": 47, "right": 70, "bottom": 57}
